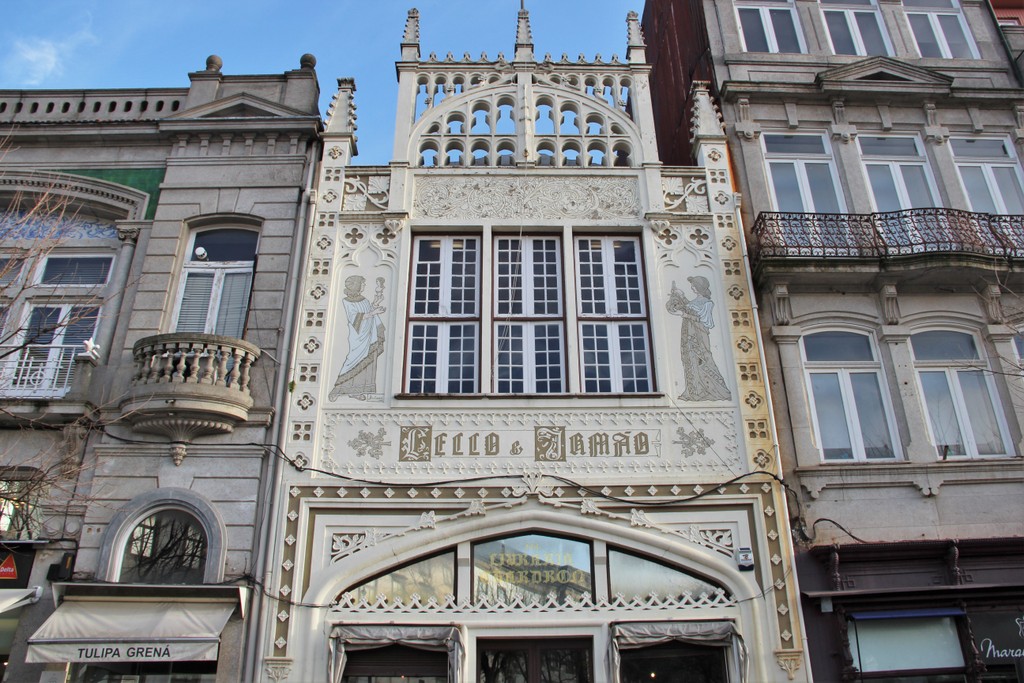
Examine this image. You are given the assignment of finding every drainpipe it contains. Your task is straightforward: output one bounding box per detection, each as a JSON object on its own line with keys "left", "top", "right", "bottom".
{"left": 241, "top": 131, "right": 320, "bottom": 683}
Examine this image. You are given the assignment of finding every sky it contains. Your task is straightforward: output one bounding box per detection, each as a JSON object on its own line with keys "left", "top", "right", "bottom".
{"left": 3, "top": 1, "right": 645, "bottom": 165}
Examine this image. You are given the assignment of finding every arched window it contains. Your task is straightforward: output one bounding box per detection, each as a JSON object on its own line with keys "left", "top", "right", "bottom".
{"left": 802, "top": 331, "right": 898, "bottom": 461}
{"left": 174, "top": 228, "right": 258, "bottom": 338}
{"left": 911, "top": 330, "right": 1011, "bottom": 458}
{"left": 119, "top": 508, "right": 208, "bottom": 584}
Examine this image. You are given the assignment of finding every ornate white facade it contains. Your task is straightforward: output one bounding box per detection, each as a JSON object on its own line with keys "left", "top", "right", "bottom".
{"left": 260, "top": 10, "right": 808, "bottom": 682}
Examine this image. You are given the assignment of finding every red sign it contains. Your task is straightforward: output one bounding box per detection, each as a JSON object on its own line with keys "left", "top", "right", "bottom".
{"left": 0, "top": 554, "right": 17, "bottom": 580}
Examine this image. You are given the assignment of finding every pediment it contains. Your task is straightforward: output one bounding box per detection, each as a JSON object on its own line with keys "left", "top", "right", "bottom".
{"left": 167, "top": 93, "right": 312, "bottom": 120}
{"left": 816, "top": 57, "right": 953, "bottom": 94}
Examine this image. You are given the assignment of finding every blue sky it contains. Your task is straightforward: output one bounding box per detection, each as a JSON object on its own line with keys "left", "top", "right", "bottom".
{"left": 3, "top": 1, "right": 644, "bottom": 164}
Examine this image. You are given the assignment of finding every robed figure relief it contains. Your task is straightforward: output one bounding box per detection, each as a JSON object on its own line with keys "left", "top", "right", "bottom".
{"left": 330, "top": 275, "right": 386, "bottom": 401}
{"left": 666, "top": 276, "right": 731, "bottom": 401}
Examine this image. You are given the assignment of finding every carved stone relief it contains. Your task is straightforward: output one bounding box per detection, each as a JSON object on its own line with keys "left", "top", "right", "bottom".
{"left": 667, "top": 278, "right": 731, "bottom": 402}
{"left": 328, "top": 275, "right": 387, "bottom": 402}
{"left": 662, "top": 175, "right": 709, "bottom": 214}
{"left": 413, "top": 176, "right": 641, "bottom": 219}
{"left": 318, "top": 408, "right": 743, "bottom": 478}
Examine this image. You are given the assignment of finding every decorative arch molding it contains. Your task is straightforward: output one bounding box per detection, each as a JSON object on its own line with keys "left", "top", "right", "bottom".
{"left": 303, "top": 503, "right": 754, "bottom": 607}
{"left": 786, "top": 310, "right": 882, "bottom": 331}
{"left": 95, "top": 487, "right": 227, "bottom": 583}
{"left": 0, "top": 170, "right": 150, "bottom": 221}
{"left": 184, "top": 212, "right": 265, "bottom": 231}
{"left": 899, "top": 311, "right": 991, "bottom": 333}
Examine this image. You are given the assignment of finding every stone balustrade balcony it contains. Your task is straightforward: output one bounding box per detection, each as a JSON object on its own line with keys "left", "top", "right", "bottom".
{"left": 751, "top": 208, "right": 1024, "bottom": 287}
{"left": 119, "top": 333, "right": 261, "bottom": 462}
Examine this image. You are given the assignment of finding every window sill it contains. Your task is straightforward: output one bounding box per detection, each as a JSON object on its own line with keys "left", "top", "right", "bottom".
{"left": 795, "top": 457, "right": 1024, "bottom": 499}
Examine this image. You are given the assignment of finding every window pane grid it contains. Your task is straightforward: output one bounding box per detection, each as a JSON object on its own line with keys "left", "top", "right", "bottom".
{"left": 738, "top": 3, "right": 804, "bottom": 53}
{"left": 765, "top": 135, "right": 843, "bottom": 213}
{"left": 803, "top": 332, "right": 898, "bottom": 461}
{"left": 824, "top": 6, "right": 889, "bottom": 56}
{"left": 906, "top": 1, "right": 976, "bottom": 59}
{"left": 952, "top": 138, "right": 1024, "bottom": 214}
{"left": 912, "top": 331, "right": 1010, "bottom": 458}
{"left": 495, "top": 322, "right": 565, "bottom": 394}
{"left": 576, "top": 237, "right": 651, "bottom": 393}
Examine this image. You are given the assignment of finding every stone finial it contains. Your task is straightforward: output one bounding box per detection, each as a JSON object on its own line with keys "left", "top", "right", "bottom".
{"left": 627, "top": 11, "right": 647, "bottom": 63}
{"left": 627, "top": 11, "right": 645, "bottom": 47}
{"left": 690, "top": 81, "right": 725, "bottom": 142}
{"left": 205, "top": 54, "right": 223, "bottom": 72}
{"left": 300, "top": 53, "right": 316, "bottom": 70}
{"left": 514, "top": 6, "right": 534, "bottom": 61}
{"left": 403, "top": 8, "right": 420, "bottom": 43}
{"left": 326, "top": 77, "right": 358, "bottom": 136}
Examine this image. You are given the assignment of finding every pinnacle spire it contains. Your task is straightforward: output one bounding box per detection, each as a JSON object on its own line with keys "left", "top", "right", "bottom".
{"left": 514, "top": 4, "right": 534, "bottom": 62}
{"left": 401, "top": 8, "right": 420, "bottom": 61}
{"left": 626, "top": 10, "right": 646, "bottom": 63}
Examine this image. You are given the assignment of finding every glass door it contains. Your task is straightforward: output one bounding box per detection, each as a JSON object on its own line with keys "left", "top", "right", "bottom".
{"left": 479, "top": 638, "right": 592, "bottom": 683}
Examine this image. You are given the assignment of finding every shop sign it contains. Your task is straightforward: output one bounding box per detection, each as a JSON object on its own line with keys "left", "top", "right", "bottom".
{"left": 0, "top": 549, "right": 35, "bottom": 588}
{"left": 28, "top": 639, "right": 219, "bottom": 663}
{"left": 970, "top": 610, "right": 1024, "bottom": 663}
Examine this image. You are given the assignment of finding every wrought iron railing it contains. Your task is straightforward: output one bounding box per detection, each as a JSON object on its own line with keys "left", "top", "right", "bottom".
{"left": 752, "top": 208, "right": 1024, "bottom": 261}
{"left": 130, "top": 333, "right": 260, "bottom": 393}
{"left": 0, "top": 345, "right": 81, "bottom": 399}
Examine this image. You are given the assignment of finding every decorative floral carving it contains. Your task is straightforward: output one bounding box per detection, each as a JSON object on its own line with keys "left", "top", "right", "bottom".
{"left": 414, "top": 176, "right": 641, "bottom": 219}
{"left": 342, "top": 175, "right": 390, "bottom": 211}
{"left": 348, "top": 429, "right": 390, "bottom": 459}
{"left": 674, "top": 427, "right": 714, "bottom": 458}
{"left": 662, "top": 176, "right": 709, "bottom": 213}
{"left": 776, "top": 651, "right": 803, "bottom": 681}
{"left": 688, "top": 227, "right": 709, "bottom": 246}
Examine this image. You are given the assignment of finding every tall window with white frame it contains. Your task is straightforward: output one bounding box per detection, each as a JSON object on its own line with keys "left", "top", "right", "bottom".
{"left": 494, "top": 236, "right": 565, "bottom": 394}
{"left": 951, "top": 138, "right": 1024, "bottom": 215}
{"left": 859, "top": 136, "right": 937, "bottom": 211}
{"left": 764, "top": 134, "right": 844, "bottom": 213}
{"left": 575, "top": 236, "right": 652, "bottom": 393}
{"left": 903, "top": 0, "right": 977, "bottom": 59}
{"left": 802, "top": 331, "right": 899, "bottom": 461}
{"left": 407, "top": 236, "right": 480, "bottom": 394}
{"left": 736, "top": 0, "right": 804, "bottom": 53}
{"left": 174, "top": 228, "right": 258, "bottom": 339}
{"left": 405, "top": 233, "right": 652, "bottom": 395}
{"left": 911, "top": 330, "right": 1012, "bottom": 459}
{"left": 821, "top": 0, "right": 890, "bottom": 56}
{"left": 11, "top": 255, "right": 110, "bottom": 397}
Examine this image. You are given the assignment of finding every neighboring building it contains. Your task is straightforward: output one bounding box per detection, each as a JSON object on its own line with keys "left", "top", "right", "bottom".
{"left": 645, "top": 0, "right": 1024, "bottom": 681}
{"left": 260, "top": 8, "right": 810, "bottom": 683}
{"left": 0, "top": 56, "right": 321, "bottom": 682}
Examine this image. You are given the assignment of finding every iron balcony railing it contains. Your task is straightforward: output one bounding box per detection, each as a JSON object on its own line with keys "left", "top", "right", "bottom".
{"left": 0, "top": 345, "right": 81, "bottom": 399}
{"left": 752, "top": 208, "right": 1024, "bottom": 261}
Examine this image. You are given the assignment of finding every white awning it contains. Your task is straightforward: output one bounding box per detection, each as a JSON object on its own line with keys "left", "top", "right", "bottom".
{"left": 0, "top": 588, "right": 40, "bottom": 615}
{"left": 26, "top": 599, "right": 235, "bottom": 664}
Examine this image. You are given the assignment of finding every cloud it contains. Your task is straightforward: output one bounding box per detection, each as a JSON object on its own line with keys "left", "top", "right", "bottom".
{"left": 5, "top": 38, "right": 64, "bottom": 85}
{"left": 3, "top": 26, "right": 97, "bottom": 87}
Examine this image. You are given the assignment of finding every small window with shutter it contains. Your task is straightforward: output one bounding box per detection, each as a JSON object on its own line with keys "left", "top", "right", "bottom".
{"left": 173, "top": 228, "right": 258, "bottom": 338}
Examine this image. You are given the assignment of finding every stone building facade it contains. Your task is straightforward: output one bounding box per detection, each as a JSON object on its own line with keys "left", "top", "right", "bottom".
{"left": 259, "top": 8, "right": 809, "bottom": 683}
{"left": 644, "top": 0, "right": 1024, "bottom": 681}
{"left": 0, "top": 56, "right": 321, "bottom": 682}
